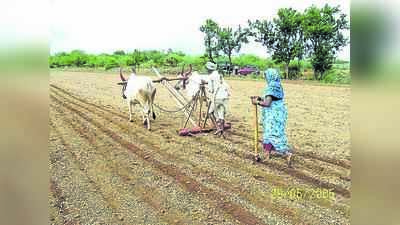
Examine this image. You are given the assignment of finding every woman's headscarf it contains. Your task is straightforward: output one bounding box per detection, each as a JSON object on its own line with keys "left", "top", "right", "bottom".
{"left": 263, "top": 68, "right": 284, "bottom": 99}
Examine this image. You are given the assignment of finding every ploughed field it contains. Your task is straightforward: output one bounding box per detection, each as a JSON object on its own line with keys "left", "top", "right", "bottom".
{"left": 49, "top": 71, "right": 351, "bottom": 225}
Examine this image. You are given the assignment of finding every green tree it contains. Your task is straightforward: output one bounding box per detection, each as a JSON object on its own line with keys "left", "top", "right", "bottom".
{"left": 66, "top": 50, "right": 88, "bottom": 67}
{"left": 217, "top": 25, "right": 250, "bottom": 71}
{"left": 143, "top": 50, "right": 165, "bottom": 67}
{"left": 113, "top": 50, "right": 126, "bottom": 55}
{"left": 128, "top": 49, "right": 146, "bottom": 70}
{"left": 181, "top": 54, "right": 208, "bottom": 70}
{"left": 164, "top": 52, "right": 183, "bottom": 67}
{"left": 200, "top": 19, "right": 220, "bottom": 63}
{"left": 302, "top": 5, "right": 349, "bottom": 80}
{"left": 249, "top": 8, "right": 304, "bottom": 79}
{"left": 95, "top": 54, "right": 109, "bottom": 68}
{"left": 104, "top": 56, "right": 119, "bottom": 70}
{"left": 85, "top": 54, "right": 98, "bottom": 68}
{"left": 232, "top": 54, "right": 272, "bottom": 71}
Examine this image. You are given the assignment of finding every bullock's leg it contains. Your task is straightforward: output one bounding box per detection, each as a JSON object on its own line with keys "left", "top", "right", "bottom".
{"left": 145, "top": 102, "right": 151, "bottom": 130}
{"left": 142, "top": 110, "right": 151, "bottom": 130}
{"left": 128, "top": 101, "right": 134, "bottom": 122}
{"left": 152, "top": 106, "right": 156, "bottom": 120}
{"left": 141, "top": 110, "right": 146, "bottom": 127}
{"left": 140, "top": 103, "right": 150, "bottom": 130}
{"left": 147, "top": 114, "right": 151, "bottom": 130}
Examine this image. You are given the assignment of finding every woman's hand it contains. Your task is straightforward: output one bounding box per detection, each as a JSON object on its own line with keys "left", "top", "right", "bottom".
{"left": 251, "top": 96, "right": 273, "bottom": 107}
{"left": 251, "top": 96, "right": 259, "bottom": 105}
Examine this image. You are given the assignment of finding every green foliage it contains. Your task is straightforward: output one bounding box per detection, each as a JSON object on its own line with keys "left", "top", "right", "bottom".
{"left": 84, "top": 54, "right": 98, "bottom": 67}
{"left": 49, "top": 50, "right": 87, "bottom": 68}
{"left": 302, "top": 4, "right": 349, "bottom": 80}
{"left": 302, "top": 60, "right": 313, "bottom": 69}
{"left": 180, "top": 55, "right": 208, "bottom": 71}
{"left": 249, "top": 8, "right": 304, "bottom": 79}
{"left": 217, "top": 25, "right": 250, "bottom": 66}
{"left": 322, "top": 68, "right": 351, "bottom": 84}
{"left": 200, "top": 19, "right": 220, "bottom": 63}
{"left": 143, "top": 50, "right": 166, "bottom": 66}
{"left": 248, "top": 5, "right": 349, "bottom": 80}
{"left": 95, "top": 54, "right": 109, "bottom": 68}
{"left": 231, "top": 54, "right": 273, "bottom": 71}
{"left": 128, "top": 49, "right": 146, "bottom": 68}
{"left": 164, "top": 52, "right": 184, "bottom": 67}
{"left": 113, "top": 50, "right": 126, "bottom": 55}
{"left": 104, "top": 57, "right": 119, "bottom": 70}
{"left": 49, "top": 49, "right": 349, "bottom": 84}
{"left": 69, "top": 50, "right": 88, "bottom": 67}
{"left": 287, "top": 60, "right": 302, "bottom": 79}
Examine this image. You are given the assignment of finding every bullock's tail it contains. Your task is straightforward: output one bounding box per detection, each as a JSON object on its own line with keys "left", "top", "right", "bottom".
{"left": 151, "top": 88, "right": 157, "bottom": 120}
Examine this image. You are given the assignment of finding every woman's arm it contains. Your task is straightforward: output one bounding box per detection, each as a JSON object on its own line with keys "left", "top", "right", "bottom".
{"left": 257, "top": 95, "right": 273, "bottom": 107}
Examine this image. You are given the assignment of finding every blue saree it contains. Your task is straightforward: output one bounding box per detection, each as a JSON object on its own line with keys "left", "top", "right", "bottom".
{"left": 261, "top": 69, "right": 291, "bottom": 154}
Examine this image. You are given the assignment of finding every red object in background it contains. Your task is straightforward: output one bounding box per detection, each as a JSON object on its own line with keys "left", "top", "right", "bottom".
{"left": 237, "top": 65, "right": 260, "bottom": 76}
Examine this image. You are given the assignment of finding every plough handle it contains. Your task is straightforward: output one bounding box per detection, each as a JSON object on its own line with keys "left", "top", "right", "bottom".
{"left": 254, "top": 104, "right": 259, "bottom": 157}
{"left": 251, "top": 96, "right": 259, "bottom": 159}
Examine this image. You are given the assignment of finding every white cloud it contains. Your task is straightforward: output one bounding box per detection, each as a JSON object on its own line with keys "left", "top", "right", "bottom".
{"left": 50, "top": 0, "right": 350, "bottom": 59}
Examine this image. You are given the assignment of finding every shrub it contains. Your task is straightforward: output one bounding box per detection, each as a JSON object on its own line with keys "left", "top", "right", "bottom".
{"left": 179, "top": 55, "right": 207, "bottom": 71}
{"left": 288, "top": 64, "right": 300, "bottom": 79}
{"left": 232, "top": 54, "right": 270, "bottom": 70}
{"left": 104, "top": 57, "right": 119, "bottom": 70}
{"left": 302, "top": 60, "right": 313, "bottom": 70}
{"left": 164, "top": 53, "right": 184, "bottom": 67}
{"left": 322, "top": 69, "right": 351, "bottom": 84}
{"left": 113, "top": 50, "right": 126, "bottom": 55}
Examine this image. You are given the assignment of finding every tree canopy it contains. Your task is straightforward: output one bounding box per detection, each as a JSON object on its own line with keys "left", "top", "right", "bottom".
{"left": 217, "top": 25, "right": 250, "bottom": 67}
{"left": 302, "top": 4, "right": 349, "bottom": 79}
{"left": 249, "top": 8, "right": 304, "bottom": 79}
{"left": 199, "top": 19, "right": 220, "bottom": 63}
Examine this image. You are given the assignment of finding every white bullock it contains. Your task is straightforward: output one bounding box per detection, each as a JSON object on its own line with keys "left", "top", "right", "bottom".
{"left": 118, "top": 68, "right": 156, "bottom": 130}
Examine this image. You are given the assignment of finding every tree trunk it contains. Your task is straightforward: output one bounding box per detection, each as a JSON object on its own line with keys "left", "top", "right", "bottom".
{"left": 319, "top": 71, "right": 324, "bottom": 80}
{"left": 284, "top": 63, "right": 289, "bottom": 79}
{"left": 228, "top": 54, "right": 232, "bottom": 75}
{"left": 297, "top": 59, "right": 301, "bottom": 78}
{"left": 313, "top": 70, "right": 318, "bottom": 80}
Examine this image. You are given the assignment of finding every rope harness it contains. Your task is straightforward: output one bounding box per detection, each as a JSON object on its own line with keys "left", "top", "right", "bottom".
{"left": 153, "top": 96, "right": 196, "bottom": 113}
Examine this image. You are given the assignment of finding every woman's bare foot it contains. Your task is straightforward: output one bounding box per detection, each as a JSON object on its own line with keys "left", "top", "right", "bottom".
{"left": 286, "top": 152, "right": 293, "bottom": 167}
{"left": 263, "top": 151, "right": 270, "bottom": 161}
{"left": 269, "top": 151, "right": 279, "bottom": 157}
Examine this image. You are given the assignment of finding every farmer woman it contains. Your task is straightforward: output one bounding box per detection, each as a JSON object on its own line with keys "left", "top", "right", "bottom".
{"left": 251, "top": 68, "right": 293, "bottom": 166}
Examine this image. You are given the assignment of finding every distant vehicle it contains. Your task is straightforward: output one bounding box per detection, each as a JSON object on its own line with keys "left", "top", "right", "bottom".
{"left": 238, "top": 65, "right": 260, "bottom": 76}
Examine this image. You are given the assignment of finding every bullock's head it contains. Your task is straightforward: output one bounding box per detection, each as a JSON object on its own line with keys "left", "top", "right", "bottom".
{"left": 174, "top": 64, "right": 192, "bottom": 91}
{"left": 117, "top": 67, "right": 128, "bottom": 99}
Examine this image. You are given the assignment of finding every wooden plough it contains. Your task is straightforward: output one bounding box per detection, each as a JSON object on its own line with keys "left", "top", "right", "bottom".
{"left": 151, "top": 67, "right": 230, "bottom": 136}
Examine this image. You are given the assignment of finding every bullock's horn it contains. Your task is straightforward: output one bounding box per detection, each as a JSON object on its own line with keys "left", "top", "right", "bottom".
{"left": 184, "top": 64, "right": 192, "bottom": 77}
{"left": 120, "top": 67, "right": 127, "bottom": 82}
{"left": 181, "top": 65, "right": 185, "bottom": 75}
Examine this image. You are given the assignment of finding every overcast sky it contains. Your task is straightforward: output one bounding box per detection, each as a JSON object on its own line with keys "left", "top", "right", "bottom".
{"left": 50, "top": 0, "right": 350, "bottom": 60}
